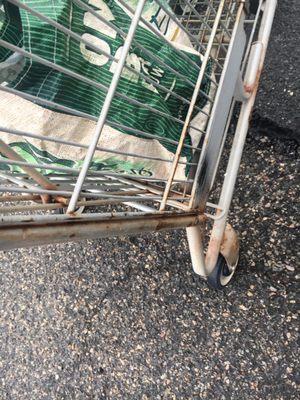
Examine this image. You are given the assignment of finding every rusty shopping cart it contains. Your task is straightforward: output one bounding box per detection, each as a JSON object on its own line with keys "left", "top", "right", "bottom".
{"left": 0, "top": 0, "right": 277, "bottom": 289}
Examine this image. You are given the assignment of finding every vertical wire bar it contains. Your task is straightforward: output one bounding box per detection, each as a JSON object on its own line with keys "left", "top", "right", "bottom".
{"left": 159, "top": 0, "right": 226, "bottom": 211}
{"left": 67, "top": 0, "right": 147, "bottom": 213}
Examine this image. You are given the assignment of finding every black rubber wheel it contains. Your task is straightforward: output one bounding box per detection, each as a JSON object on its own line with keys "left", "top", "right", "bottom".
{"left": 249, "top": 0, "right": 260, "bottom": 14}
{"left": 207, "top": 254, "right": 235, "bottom": 290}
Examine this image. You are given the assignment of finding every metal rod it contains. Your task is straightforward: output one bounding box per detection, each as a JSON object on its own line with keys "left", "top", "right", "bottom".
{"left": 0, "top": 185, "right": 190, "bottom": 203}
{"left": 0, "top": 157, "right": 194, "bottom": 184}
{"left": 0, "top": 212, "right": 203, "bottom": 250}
{"left": 67, "top": 0, "right": 151, "bottom": 212}
{"left": 0, "top": 194, "right": 41, "bottom": 202}
{"left": 0, "top": 86, "right": 203, "bottom": 154}
{"left": 0, "top": 125, "right": 197, "bottom": 167}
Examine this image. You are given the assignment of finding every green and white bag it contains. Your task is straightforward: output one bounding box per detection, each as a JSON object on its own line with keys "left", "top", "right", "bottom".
{"left": 0, "top": 0, "right": 212, "bottom": 180}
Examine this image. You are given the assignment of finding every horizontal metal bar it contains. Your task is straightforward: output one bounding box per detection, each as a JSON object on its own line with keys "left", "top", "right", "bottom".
{"left": 0, "top": 39, "right": 206, "bottom": 137}
{"left": 0, "top": 85, "right": 203, "bottom": 154}
{"left": 0, "top": 194, "right": 41, "bottom": 202}
{"left": 0, "top": 211, "right": 204, "bottom": 250}
{"left": 0, "top": 157, "right": 194, "bottom": 183}
{"left": 7, "top": 0, "right": 205, "bottom": 94}
{"left": 0, "top": 125, "right": 196, "bottom": 167}
{"left": 0, "top": 185, "right": 191, "bottom": 204}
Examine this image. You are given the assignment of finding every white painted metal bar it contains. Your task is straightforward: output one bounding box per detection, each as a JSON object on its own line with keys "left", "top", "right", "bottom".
{"left": 0, "top": 157, "right": 194, "bottom": 184}
{"left": 67, "top": 0, "right": 151, "bottom": 212}
{"left": 0, "top": 124, "right": 197, "bottom": 168}
{"left": 0, "top": 85, "right": 203, "bottom": 155}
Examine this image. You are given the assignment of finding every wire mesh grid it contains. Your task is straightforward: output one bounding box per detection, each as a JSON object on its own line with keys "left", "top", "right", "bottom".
{"left": 0, "top": 0, "right": 241, "bottom": 220}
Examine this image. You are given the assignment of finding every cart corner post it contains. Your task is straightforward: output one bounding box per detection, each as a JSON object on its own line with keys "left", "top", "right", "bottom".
{"left": 186, "top": 0, "right": 277, "bottom": 287}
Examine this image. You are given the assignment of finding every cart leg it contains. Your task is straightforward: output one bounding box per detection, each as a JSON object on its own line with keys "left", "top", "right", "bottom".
{"left": 186, "top": 225, "right": 207, "bottom": 277}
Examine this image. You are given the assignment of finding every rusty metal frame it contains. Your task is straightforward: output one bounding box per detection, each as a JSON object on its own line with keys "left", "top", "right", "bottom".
{"left": 0, "top": 0, "right": 277, "bottom": 287}
{"left": 0, "top": 211, "right": 204, "bottom": 250}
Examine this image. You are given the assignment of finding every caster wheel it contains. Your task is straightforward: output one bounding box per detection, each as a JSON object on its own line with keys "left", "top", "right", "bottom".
{"left": 249, "top": 0, "right": 260, "bottom": 14}
{"left": 207, "top": 254, "right": 236, "bottom": 290}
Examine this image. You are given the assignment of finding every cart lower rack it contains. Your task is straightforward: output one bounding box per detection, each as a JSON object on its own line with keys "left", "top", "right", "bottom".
{"left": 0, "top": 0, "right": 277, "bottom": 289}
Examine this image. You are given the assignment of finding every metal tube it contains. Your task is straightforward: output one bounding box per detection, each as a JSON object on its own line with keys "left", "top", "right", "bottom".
{"left": 0, "top": 157, "right": 194, "bottom": 184}
{"left": 0, "top": 85, "right": 203, "bottom": 154}
{"left": 67, "top": 0, "right": 146, "bottom": 212}
{"left": 0, "top": 125, "right": 197, "bottom": 167}
{"left": 0, "top": 212, "right": 203, "bottom": 250}
{"left": 186, "top": 225, "right": 207, "bottom": 276}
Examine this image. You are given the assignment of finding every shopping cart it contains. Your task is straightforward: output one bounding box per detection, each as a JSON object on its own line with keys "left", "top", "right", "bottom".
{"left": 0, "top": 0, "right": 277, "bottom": 289}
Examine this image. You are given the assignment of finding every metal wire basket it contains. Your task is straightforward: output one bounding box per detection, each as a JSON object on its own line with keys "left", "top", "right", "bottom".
{"left": 0, "top": 0, "right": 277, "bottom": 289}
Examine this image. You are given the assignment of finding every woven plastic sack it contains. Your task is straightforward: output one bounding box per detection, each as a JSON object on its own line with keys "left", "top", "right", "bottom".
{"left": 0, "top": 0, "right": 212, "bottom": 180}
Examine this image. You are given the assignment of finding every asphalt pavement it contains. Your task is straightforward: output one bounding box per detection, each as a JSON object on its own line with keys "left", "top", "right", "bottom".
{"left": 0, "top": 1, "right": 299, "bottom": 399}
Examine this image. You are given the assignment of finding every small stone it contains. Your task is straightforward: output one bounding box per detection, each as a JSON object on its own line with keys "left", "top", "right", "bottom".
{"left": 286, "top": 265, "right": 295, "bottom": 272}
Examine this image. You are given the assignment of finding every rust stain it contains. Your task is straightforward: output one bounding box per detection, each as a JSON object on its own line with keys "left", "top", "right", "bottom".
{"left": 54, "top": 196, "right": 69, "bottom": 206}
